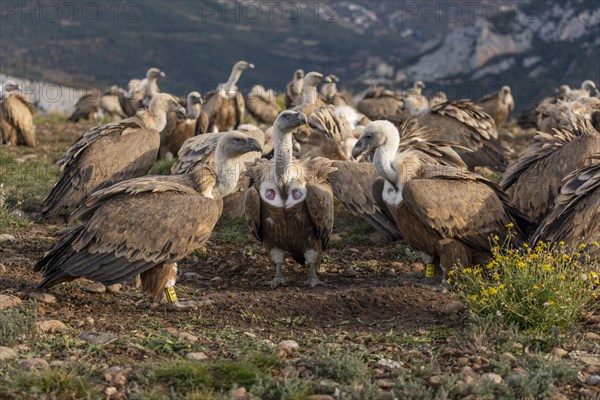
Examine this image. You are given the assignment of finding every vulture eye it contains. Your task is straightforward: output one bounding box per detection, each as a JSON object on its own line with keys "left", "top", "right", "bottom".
{"left": 266, "top": 189, "right": 276, "bottom": 200}
{"left": 291, "top": 189, "right": 302, "bottom": 200}
{"left": 233, "top": 138, "right": 243, "bottom": 144}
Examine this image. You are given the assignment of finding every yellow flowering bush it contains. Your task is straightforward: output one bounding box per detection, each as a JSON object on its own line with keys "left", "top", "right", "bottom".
{"left": 453, "top": 238, "right": 600, "bottom": 335}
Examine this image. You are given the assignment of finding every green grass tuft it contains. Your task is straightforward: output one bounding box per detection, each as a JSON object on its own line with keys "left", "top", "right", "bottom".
{"left": 0, "top": 307, "right": 36, "bottom": 347}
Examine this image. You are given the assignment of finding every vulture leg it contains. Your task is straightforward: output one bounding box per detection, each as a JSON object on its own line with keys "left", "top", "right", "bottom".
{"left": 305, "top": 249, "right": 324, "bottom": 288}
{"left": 141, "top": 263, "right": 198, "bottom": 311}
{"left": 438, "top": 239, "right": 471, "bottom": 289}
{"left": 267, "top": 248, "right": 288, "bottom": 289}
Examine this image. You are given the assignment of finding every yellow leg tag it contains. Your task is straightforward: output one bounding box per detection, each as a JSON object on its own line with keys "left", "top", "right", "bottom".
{"left": 425, "top": 264, "right": 436, "bottom": 278}
{"left": 164, "top": 287, "right": 178, "bottom": 303}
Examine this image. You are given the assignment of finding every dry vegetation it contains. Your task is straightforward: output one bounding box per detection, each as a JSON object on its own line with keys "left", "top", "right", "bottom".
{"left": 1, "top": 117, "right": 600, "bottom": 399}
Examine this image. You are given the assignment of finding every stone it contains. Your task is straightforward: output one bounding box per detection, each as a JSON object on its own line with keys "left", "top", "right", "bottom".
{"left": 106, "top": 284, "right": 122, "bottom": 293}
{"left": 376, "top": 379, "right": 396, "bottom": 389}
{"left": 0, "top": 294, "right": 22, "bottom": 309}
{"left": 481, "top": 373, "right": 503, "bottom": 384}
{"left": 0, "top": 263, "right": 5, "bottom": 273}
{"left": 36, "top": 320, "right": 69, "bottom": 333}
{"left": 230, "top": 387, "right": 248, "bottom": 399}
{"left": 377, "top": 358, "right": 403, "bottom": 369}
{"left": 176, "top": 332, "right": 199, "bottom": 343}
{"left": 0, "top": 234, "right": 16, "bottom": 243}
{"left": 428, "top": 375, "right": 443, "bottom": 388}
{"left": 445, "top": 300, "right": 466, "bottom": 314}
{"left": 457, "top": 357, "right": 470, "bottom": 366}
{"left": 83, "top": 283, "right": 106, "bottom": 293}
{"left": 183, "top": 272, "right": 202, "bottom": 280}
{"left": 105, "top": 387, "right": 118, "bottom": 396}
{"left": 29, "top": 292, "right": 56, "bottom": 304}
{"left": 329, "top": 234, "right": 343, "bottom": 242}
{"left": 185, "top": 352, "right": 209, "bottom": 361}
{"left": 377, "top": 392, "right": 395, "bottom": 400}
{"left": 584, "top": 332, "right": 600, "bottom": 341}
{"left": 588, "top": 375, "right": 600, "bottom": 386}
{"left": 0, "top": 346, "right": 17, "bottom": 360}
{"left": 210, "top": 276, "right": 223, "bottom": 284}
{"left": 79, "top": 332, "right": 117, "bottom": 345}
{"left": 551, "top": 347, "right": 569, "bottom": 359}
{"left": 18, "top": 358, "right": 49, "bottom": 369}
{"left": 501, "top": 352, "right": 517, "bottom": 365}
{"left": 102, "top": 367, "right": 127, "bottom": 388}
{"left": 405, "top": 349, "right": 427, "bottom": 360}
{"left": 50, "top": 360, "right": 66, "bottom": 368}
{"left": 278, "top": 340, "right": 299, "bottom": 354}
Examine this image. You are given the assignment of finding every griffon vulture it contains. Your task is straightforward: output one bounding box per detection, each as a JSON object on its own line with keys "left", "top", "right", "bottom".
{"left": 285, "top": 69, "right": 304, "bottom": 109}
{"left": 245, "top": 85, "right": 281, "bottom": 125}
{"left": 320, "top": 75, "right": 350, "bottom": 107}
{"left": 69, "top": 88, "right": 103, "bottom": 123}
{"left": 0, "top": 81, "right": 36, "bottom": 147}
{"left": 119, "top": 79, "right": 144, "bottom": 117}
{"left": 38, "top": 93, "right": 185, "bottom": 220}
{"left": 351, "top": 120, "right": 529, "bottom": 284}
{"left": 159, "top": 91, "right": 208, "bottom": 160}
{"left": 477, "top": 86, "right": 515, "bottom": 127}
{"left": 500, "top": 117, "right": 600, "bottom": 223}
{"left": 203, "top": 61, "right": 254, "bottom": 132}
{"left": 405, "top": 98, "right": 510, "bottom": 171}
{"left": 140, "top": 67, "right": 166, "bottom": 107}
{"left": 531, "top": 157, "right": 600, "bottom": 259}
{"left": 292, "top": 72, "right": 332, "bottom": 116}
{"left": 245, "top": 111, "right": 336, "bottom": 288}
{"left": 34, "top": 132, "right": 262, "bottom": 309}
{"left": 100, "top": 86, "right": 127, "bottom": 121}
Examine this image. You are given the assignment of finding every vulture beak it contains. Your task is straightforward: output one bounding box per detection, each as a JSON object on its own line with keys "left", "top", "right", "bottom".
{"left": 248, "top": 63, "right": 255, "bottom": 69}
{"left": 246, "top": 137, "right": 262, "bottom": 153}
{"left": 322, "top": 76, "right": 333, "bottom": 84}
{"left": 176, "top": 105, "right": 186, "bottom": 119}
{"left": 160, "top": 71, "right": 166, "bottom": 78}
{"left": 296, "top": 112, "right": 308, "bottom": 125}
{"left": 351, "top": 137, "right": 370, "bottom": 159}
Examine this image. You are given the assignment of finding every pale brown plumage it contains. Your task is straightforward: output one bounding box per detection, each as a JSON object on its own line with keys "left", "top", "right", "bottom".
{"left": 69, "top": 89, "right": 102, "bottom": 123}
{"left": 531, "top": 157, "right": 600, "bottom": 259}
{"left": 406, "top": 99, "right": 510, "bottom": 171}
{"left": 293, "top": 106, "right": 352, "bottom": 161}
{"left": 203, "top": 61, "right": 254, "bottom": 132}
{"left": 351, "top": 121, "right": 529, "bottom": 284}
{"left": 245, "top": 111, "right": 335, "bottom": 288}
{"left": 500, "top": 117, "right": 600, "bottom": 223}
{"left": 119, "top": 79, "right": 143, "bottom": 117}
{"left": 35, "top": 133, "right": 261, "bottom": 305}
{"left": 357, "top": 87, "right": 408, "bottom": 124}
{"left": 285, "top": 69, "right": 304, "bottom": 109}
{"left": 477, "top": 85, "right": 515, "bottom": 127}
{"left": 0, "top": 83, "right": 36, "bottom": 147}
{"left": 320, "top": 75, "right": 350, "bottom": 107}
{"left": 39, "top": 93, "right": 185, "bottom": 220}
{"left": 100, "top": 86, "right": 127, "bottom": 121}
{"left": 245, "top": 85, "right": 281, "bottom": 125}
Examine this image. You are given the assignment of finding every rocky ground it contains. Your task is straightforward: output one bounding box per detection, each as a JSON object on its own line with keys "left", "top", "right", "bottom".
{"left": 1, "top": 117, "right": 600, "bottom": 399}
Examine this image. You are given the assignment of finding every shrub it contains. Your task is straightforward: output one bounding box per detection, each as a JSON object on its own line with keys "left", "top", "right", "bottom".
{"left": 453, "top": 236, "right": 600, "bottom": 335}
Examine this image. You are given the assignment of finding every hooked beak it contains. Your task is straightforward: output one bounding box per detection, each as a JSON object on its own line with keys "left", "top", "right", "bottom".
{"left": 248, "top": 63, "right": 255, "bottom": 69}
{"left": 176, "top": 105, "right": 186, "bottom": 119}
{"left": 351, "top": 137, "right": 370, "bottom": 159}
{"left": 296, "top": 112, "right": 308, "bottom": 125}
{"left": 246, "top": 138, "right": 262, "bottom": 153}
{"left": 322, "top": 76, "right": 333, "bottom": 84}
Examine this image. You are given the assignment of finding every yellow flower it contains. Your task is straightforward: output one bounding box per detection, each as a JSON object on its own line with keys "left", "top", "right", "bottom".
{"left": 489, "top": 287, "right": 498, "bottom": 296}
{"left": 592, "top": 242, "right": 600, "bottom": 248}
{"left": 559, "top": 241, "right": 565, "bottom": 246}
{"left": 470, "top": 295, "right": 478, "bottom": 301}
{"left": 542, "top": 264, "right": 552, "bottom": 272}
{"left": 499, "top": 284, "right": 506, "bottom": 290}
{"left": 579, "top": 244, "right": 587, "bottom": 249}
{"left": 505, "top": 223, "right": 514, "bottom": 228}
{"left": 533, "top": 285, "right": 539, "bottom": 290}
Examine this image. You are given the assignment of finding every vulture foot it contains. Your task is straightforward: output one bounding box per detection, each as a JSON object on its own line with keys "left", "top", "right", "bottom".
{"left": 267, "top": 276, "right": 289, "bottom": 289}
{"left": 306, "top": 276, "right": 325, "bottom": 288}
{"left": 159, "top": 300, "right": 199, "bottom": 311}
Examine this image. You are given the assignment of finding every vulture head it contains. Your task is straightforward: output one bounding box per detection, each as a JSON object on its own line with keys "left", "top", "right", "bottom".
{"left": 274, "top": 110, "right": 308, "bottom": 135}
{"left": 125, "top": 79, "right": 141, "bottom": 98}
{"left": 352, "top": 120, "right": 397, "bottom": 159}
{"left": 146, "top": 68, "right": 166, "bottom": 80}
{"left": 413, "top": 81, "right": 426, "bottom": 94}
{"left": 187, "top": 91, "right": 203, "bottom": 106}
{"left": 150, "top": 93, "right": 186, "bottom": 119}
{"left": 557, "top": 85, "right": 571, "bottom": 97}
{"left": 233, "top": 61, "right": 255, "bottom": 72}
{"left": 217, "top": 131, "right": 262, "bottom": 159}
{"left": 294, "top": 69, "right": 305, "bottom": 80}
{"left": 1, "top": 81, "right": 21, "bottom": 99}
{"left": 581, "top": 80, "right": 598, "bottom": 96}
{"left": 403, "top": 95, "right": 430, "bottom": 116}
{"left": 304, "top": 72, "right": 332, "bottom": 89}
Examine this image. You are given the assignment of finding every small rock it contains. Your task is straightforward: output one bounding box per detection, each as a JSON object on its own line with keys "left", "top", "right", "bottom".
{"left": 185, "top": 352, "right": 208, "bottom": 361}
{"left": 210, "top": 276, "right": 223, "bottom": 284}
{"left": 278, "top": 340, "right": 299, "bottom": 354}
{"left": 102, "top": 367, "right": 128, "bottom": 388}
{"left": 481, "top": 373, "right": 503, "bottom": 384}
{"left": 29, "top": 292, "right": 57, "bottom": 304}
{"left": 428, "top": 375, "right": 443, "bottom": 388}
{"left": 230, "top": 387, "right": 248, "bottom": 399}
{"left": 176, "top": 332, "right": 199, "bottom": 343}
{"left": 377, "top": 358, "right": 403, "bottom": 369}
{"left": 584, "top": 332, "right": 600, "bottom": 341}
{"left": 578, "top": 356, "right": 600, "bottom": 366}
{"left": 549, "top": 393, "right": 569, "bottom": 400}
{"left": 552, "top": 347, "right": 569, "bottom": 359}
{"left": 0, "top": 234, "right": 16, "bottom": 243}
{"left": 0, "top": 263, "right": 5, "bottom": 273}
{"left": 377, "top": 392, "right": 395, "bottom": 400}
{"left": 0, "top": 346, "right": 18, "bottom": 360}
{"left": 306, "top": 396, "right": 335, "bottom": 400}
{"left": 329, "top": 234, "right": 343, "bottom": 242}
{"left": 50, "top": 360, "right": 66, "bottom": 368}
{"left": 85, "top": 317, "right": 95, "bottom": 326}
{"left": 457, "top": 357, "right": 470, "bottom": 366}
{"left": 511, "top": 342, "right": 524, "bottom": 350}
{"left": 83, "top": 283, "right": 106, "bottom": 294}
{"left": 104, "top": 387, "right": 118, "bottom": 396}
{"left": 79, "top": 332, "right": 117, "bottom": 345}
{"left": 511, "top": 367, "right": 529, "bottom": 377}
{"left": 445, "top": 300, "right": 466, "bottom": 314}
{"left": 242, "top": 332, "right": 256, "bottom": 339}
{"left": 405, "top": 349, "right": 427, "bottom": 360}
{"left": 106, "top": 284, "right": 122, "bottom": 293}
{"left": 376, "top": 379, "right": 396, "bottom": 389}
{"left": 18, "top": 358, "right": 49, "bottom": 369}
{"left": 342, "top": 268, "right": 359, "bottom": 277}
{"left": 588, "top": 375, "right": 600, "bottom": 386}
{"left": 36, "top": 320, "right": 69, "bottom": 333}
{"left": 183, "top": 272, "right": 202, "bottom": 280}
{"left": 0, "top": 294, "right": 22, "bottom": 310}
{"left": 589, "top": 315, "right": 600, "bottom": 324}
{"left": 501, "top": 352, "right": 517, "bottom": 365}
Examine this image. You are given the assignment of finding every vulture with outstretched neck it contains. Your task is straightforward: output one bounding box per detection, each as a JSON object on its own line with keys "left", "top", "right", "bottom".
{"left": 38, "top": 93, "right": 185, "bottom": 220}
{"left": 477, "top": 86, "right": 515, "bottom": 128}
{"left": 320, "top": 75, "right": 350, "bottom": 106}
{"left": 203, "top": 61, "right": 254, "bottom": 132}
{"left": 140, "top": 67, "right": 166, "bottom": 107}
{"left": 159, "top": 91, "right": 208, "bottom": 160}
{"left": 500, "top": 118, "right": 600, "bottom": 224}
{"left": 285, "top": 69, "right": 304, "bottom": 109}
{"left": 34, "top": 132, "right": 262, "bottom": 309}
{"left": 119, "top": 79, "right": 144, "bottom": 117}
{"left": 0, "top": 81, "right": 36, "bottom": 147}
{"left": 405, "top": 98, "right": 510, "bottom": 172}
{"left": 245, "top": 111, "right": 336, "bottom": 288}
{"left": 292, "top": 72, "right": 332, "bottom": 116}
{"left": 531, "top": 157, "right": 600, "bottom": 259}
{"left": 351, "top": 121, "right": 529, "bottom": 285}
{"left": 245, "top": 85, "right": 281, "bottom": 125}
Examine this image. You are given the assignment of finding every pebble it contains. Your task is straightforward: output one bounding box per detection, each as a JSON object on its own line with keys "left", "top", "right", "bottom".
{"left": 18, "top": 358, "right": 49, "bottom": 369}
{"left": 183, "top": 272, "right": 202, "bottom": 280}
{"left": 102, "top": 366, "right": 128, "bottom": 387}
{"left": 0, "top": 233, "right": 16, "bottom": 243}
{"left": 377, "top": 392, "right": 395, "bottom": 400}
{"left": 405, "top": 349, "right": 427, "bottom": 360}
{"left": 0, "top": 294, "right": 22, "bottom": 310}
{"left": 445, "top": 300, "right": 466, "bottom": 314}
{"left": 584, "top": 332, "right": 600, "bottom": 341}
{"left": 176, "top": 332, "right": 199, "bottom": 343}
{"left": 230, "top": 387, "right": 248, "bottom": 399}
{"left": 29, "top": 292, "right": 56, "bottom": 304}
{"left": 278, "top": 340, "right": 299, "bottom": 354}
{"left": 79, "top": 332, "right": 117, "bottom": 345}
{"left": 83, "top": 283, "right": 106, "bottom": 293}
{"left": 185, "top": 352, "right": 209, "bottom": 361}
{"left": 210, "top": 276, "right": 223, "bottom": 284}
{"left": 552, "top": 347, "right": 569, "bottom": 359}
{"left": 105, "top": 387, "right": 118, "bottom": 396}
{"left": 376, "top": 379, "right": 396, "bottom": 389}
{"left": 0, "top": 346, "right": 18, "bottom": 360}
{"left": 457, "top": 357, "right": 470, "bottom": 366}
{"left": 329, "top": 234, "right": 342, "bottom": 242}
{"left": 377, "top": 358, "right": 403, "bottom": 369}
{"left": 428, "top": 375, "right": 442, "bottom": 388}
{"left": 85, "top": 317, "right": 95, "bottom": 326}
{"left": 588, "top": 375, "right": 600, "bottom": 386}
{"left": 50, "top": 360, "right": 66, "bottom": 368}
{"left": 589, "top": 315, "right": 600, "bottom": 324}
{"left": 481, "top": 373, "right": 503, "bottom": 384}
{"left": 36, "top": 320, "right": 69, "bottom": 333}
{"left": 106, "top": 284, "right": 122, "bottom": 293}
{"left": 501, "top": 352, "right": 517, "bottom": 365}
